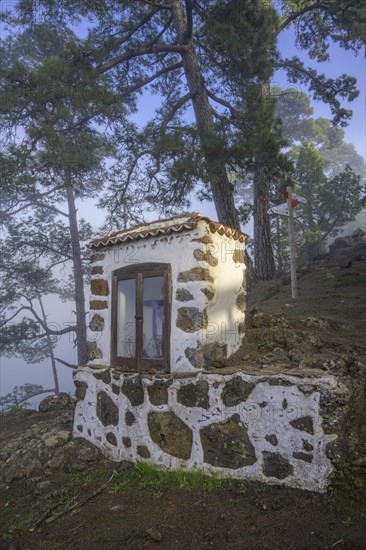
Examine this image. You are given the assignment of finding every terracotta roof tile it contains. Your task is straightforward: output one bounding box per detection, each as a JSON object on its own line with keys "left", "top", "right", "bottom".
{"left": 89, "top": 213, "right": 248, "bottom": 249}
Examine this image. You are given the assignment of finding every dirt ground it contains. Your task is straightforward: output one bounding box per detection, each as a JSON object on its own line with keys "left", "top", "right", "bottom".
{"left": 1, "top": 259, "right": 365, "bottom": 550}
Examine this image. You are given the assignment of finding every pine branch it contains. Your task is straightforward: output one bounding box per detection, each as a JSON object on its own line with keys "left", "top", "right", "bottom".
{"left": 279, "top": 2, "right": 323, "bottom": 33}
{"left": 55, "top": 357, "right": 78, "bottom": 369}
{"left": 98, "top": 43, "right": 187, "bottom": 73}
{"left": 124, "top": 61, "right": 183, "bottom": 96}
{"left": 160, "top": 90, "right": 196, "bottom": 132}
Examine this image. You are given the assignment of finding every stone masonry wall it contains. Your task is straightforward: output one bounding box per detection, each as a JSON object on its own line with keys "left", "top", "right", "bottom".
{"left": 73, "top": 368, "right": 340, "bottom": 492}
{"left": 86, "top": 220, "right": 246, "bottom": 373}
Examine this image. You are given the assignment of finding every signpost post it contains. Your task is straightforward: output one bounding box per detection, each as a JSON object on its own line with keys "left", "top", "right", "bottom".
{"left": 267, "top": 187, "right": 307, "bottom": 300}
{"left": 286, "top": 186, "right": 298, "bottom": 299}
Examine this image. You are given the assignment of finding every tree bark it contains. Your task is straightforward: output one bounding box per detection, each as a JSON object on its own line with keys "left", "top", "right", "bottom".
{"left": 37, "top": 292, "right": 60, "bottom": 394}
{"left": 253, "top": 162, "right": 276, "bottom": 280}
{"left": 65, "top": 167, "right": 87, "bottom": 365}
{"left": 171, "top": 0, "right": 240, "bottom": 230}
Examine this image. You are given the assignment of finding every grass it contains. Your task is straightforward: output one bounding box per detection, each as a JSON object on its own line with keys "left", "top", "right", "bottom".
{"left": 111, "top": 462, "right": 230, "bottom": 495}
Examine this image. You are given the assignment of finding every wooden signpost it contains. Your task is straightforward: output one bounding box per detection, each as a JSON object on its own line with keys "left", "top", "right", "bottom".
{"left": 268, "top": 186, "right": 307, "bottom": 300}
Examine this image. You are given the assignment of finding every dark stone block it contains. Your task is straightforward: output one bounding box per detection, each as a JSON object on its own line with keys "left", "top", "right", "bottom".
{"left": 90, "top": 300, "right": 108, "bottom": 310}
{"left": 93, "top": 370, "right": 111, "bottom": 384}
{"left": 184, "top": 342, "right": 227, "bottom": 369}
{"left": 191, "top": 234, "right": 213, "bottom": 244}
{"left": 89, "top": 314, "right": 105, "bottom": 332}
{"left": 147, "top": 380, "right": 169, "bottom": 406}
{"left": 137, "top": 445, "right": 151, "bottom": 458}
{"left": 289, "top": 416, "right": 314, "bottom": 435}
{"left": 236, "top": 291, "right": 246, "bottom": 312}
{"left": 176, "top": 307, "right": 208, "bottom": 333}
{"left": 122, "top": 376, "right": 144, "bottom": 406}
{"left": 91, "top": 279, "right": 109, "bottom": 296}
{"left": 112, "top": 384, "right": 120, "bottom": 395}
{"left": 177, "top": 268, "right": 214, "bottom": 283}
{"left": 193, "top": 248, "right": 218, "bottom": 267}
{"left": 106, "top": 432, "right": 117, "bottom": 446}
{"left": 177, "top": 380, "right": 210, "bottom": 409}
{"left": 86, "top": 341, "right": 103, "bottom": 361}
{"left": 261, "top": 377, "right": 294, "bottom": 387}
{"left": 201, "top": 287, "right": 215, "bottom": 301}
{"left": 96, "top": 391, "right": 118, "bottom": 426}
{"left": 302, "top": 439, "right": 314, "bottom": 452}
{"left": 265, "top": 434, "right": 278, "bottom": 446}
{"left": 221, "top": 376, "right": 254, "bottom": 407}
{"left": 176, "top": 288, "right": 194, "bottom": 302}
{"left": 75, "top": 380, "right": 88, "bottom": 401}
{"left": 91, "top": 266, "right": 104, "bottom": 275}
{"left": 233, "top": 249, "right": 245, "bottom": 264}
{"left": 122, "top": 436, "right": 131, "bottom": 448}
{"left": 90, "top": 253, "right": 105, "bottom": 263}
{"left": 262, "top": 452, "right": 294, "bottom": 479}
{"left": 200, "top": 414, "right": 256, "bottom": 469}
{"left": 292, "top": 451, "right": 313, "bottom": 463}
{"left": 148, "top": 412, "right": 193, "bottom": 460}
{"left": 125, "top": 411, "right": 136, "bottom": 426}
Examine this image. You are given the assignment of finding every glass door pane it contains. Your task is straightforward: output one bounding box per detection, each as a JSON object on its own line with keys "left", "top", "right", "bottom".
{"left": 143, "top": 276, "right": 164, "bottom": 358}
{"left": 117, "top": 278, "right": 136, "bottom": 357}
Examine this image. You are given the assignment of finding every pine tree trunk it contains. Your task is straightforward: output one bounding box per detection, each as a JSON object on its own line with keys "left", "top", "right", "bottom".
{"left": 171, "top": 0, "right": 239, "bottom": 230}
{"left": 253, "top": 162, "right": 276, "bottom": 280}
{"left": 37, "top": 292, "right": 60, "bottom": 394}
{"left": 65, "top": 168, "right": 87, "bottom": 365}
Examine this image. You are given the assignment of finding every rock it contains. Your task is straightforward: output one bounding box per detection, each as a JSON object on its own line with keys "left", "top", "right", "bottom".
{"left": 293, "top": 451, "right": 313, "bottom": 463}
{"left": 39, "top": 393, "right": 75, "bottom": 413}
{"left": 90, "top": 300, "right": 108, "bottom": 310}
{"left": 122, "top": 437, "right": 131, "bottom": 448}
{"left": 147, "top": 380, "right": 170, "bottom": 406}
{"left": 289, "top": 416, "right": 314, "bottom": 435}
{"left": 91, "top": 265, "right": 103, "bottom": 275}
{"left": 265, "top": 434, "right": 278, "bottom": 446}
{"left": 93, "top": 370, "right": 111, "bottom": 384}
{"left": 177, "top": 268, "right": 214, "bottom": 283}
{"left": 125, "top": 411, "right": 136, "bottom": 426}
{"left": 236, "top": 291, "right": 246, "bottom": 312}
{"left": 146, "top": 528, "right": 163, "bottom": 542}
{"left": 177, "top": 380, "right": 210, "bottom": 409}
{"left": 233, "top": 249, "right": 245, "bottom": 264}
{"left": 193, "top": 248, "right": 218, "bottom": 267}
{"left": 176, "top": 307, "right": 208, "bottom": 333}
{"left": 90, "top": 279, "right": 109, "bottom": 296}
{"left": 262, "top": 452, "right": 294, "bottom": 480}
{"left": 75, "top": 381, "right": 88, "bottom": 401}
{"left": 89, "top": 314, "right": 105, "bottom": 332}
{"left": 201, "top": 287, "right": 215, "bottom": 301}
{"left": 137, "top": 445, "right": 151, "bottom": 458}
{"left": 96, "top": 391, "right": 118, "bottom": 426}
{"left": 106, "top": 432, "right": 117, "bottom": 446}
{"left": 34, "top": 481, "right": 52, "bottom": 495}
{"left": 122, "top": 376, "right": 144, "bottom": 406}
{"left": 86, "top": 341, "right": 103, "bottom": 361}
{"left": 148, "top": 412, "right": 193, "bottom": 460}
{"left": 221, "top": 376, "right": 254, "bottom": 407}
{"left": 200, "top": 414, "right": 256, "bottom": 469}
{"left": 90, "top": 253, "right": 105, "bottom": 262}
{"left": 175, "top": 288, "right": 194, "bottom": 302}
{"left": 184, "top": 341, "right": 227, "bottom": 369}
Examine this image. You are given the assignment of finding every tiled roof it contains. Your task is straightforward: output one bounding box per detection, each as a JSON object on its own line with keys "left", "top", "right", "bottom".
{"left": 89, "top": 213, "right": 248, "bottom": 249}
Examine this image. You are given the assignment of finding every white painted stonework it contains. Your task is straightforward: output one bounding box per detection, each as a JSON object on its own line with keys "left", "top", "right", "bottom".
{"left": 73, "top": 369, "right": 337, "bottom": 492}
{"left": 87, "top": 215, "right": 246, "bottom": 373}
{"left": 75, "top": 214, "right": 341, "bottom": 492}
